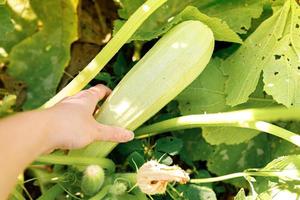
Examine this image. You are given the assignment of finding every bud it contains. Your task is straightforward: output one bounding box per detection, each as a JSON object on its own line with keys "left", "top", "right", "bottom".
{"left": 109, "top": 180, "right": 128, "bottom": 196}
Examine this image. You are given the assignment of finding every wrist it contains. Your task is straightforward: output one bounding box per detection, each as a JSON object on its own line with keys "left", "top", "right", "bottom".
{"left": 28, "top": 109, "right": 58, "bottom": 154}
{"left": 39, "top": 106, "right": 68, "bottom": 152}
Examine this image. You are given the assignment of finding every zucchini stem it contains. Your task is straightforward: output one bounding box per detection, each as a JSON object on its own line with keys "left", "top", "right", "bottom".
{"left": 35, "top": 155, "right": 115, "bottom": 173}
{"left": 190, "top": 172, "right": 246, "bottom": 183}
{"left": 89, "top": 185, "right": 112, "bottom": 200}
{"left": 135, "top": 107, "right": 300, "bottom": 147}
{"left": 190, "top": 170, "right": 293, "bottom": 183}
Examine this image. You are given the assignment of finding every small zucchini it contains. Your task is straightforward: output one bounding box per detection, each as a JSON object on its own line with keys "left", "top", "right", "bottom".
{"left": 85, "top": 20, "right": 214, "bottom": 157}
{"left": 81, "top": 165, "right": 105, "bottom": 196}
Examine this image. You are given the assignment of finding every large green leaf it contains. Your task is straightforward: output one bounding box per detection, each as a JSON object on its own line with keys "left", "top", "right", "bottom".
{"left": 0, "top": 5, "right": 13, "bottom": 40}
{"left": 253, "top": 155, "right": 300, "bottom": 199}
{"left": 261, "top": 155, "right": 300, "bottom": 181}
{"left": 223, "top": 0, "right": 300, "bottom": 107}
{"left": 115, "top": 0, "right": 200, "bottom": 41}
{"left": 208, "top": 138, "right": 300, "bottom": 190}
{"left": 256, "top": 181, "right": 300, "bottom": 200}
{"left": 177, "top": 58, "right": 275, "bottom": 145}
{"left": 176, "top": 185, "right": 217, "bottom": 200}
{"left": 115, "top": 0, "right": 264, "bottom": 42}
{"left": 234, "top": 188, "right": 251, "bottom": 200}
{"left": 115, "top": 1, "right": 242, "bottom": 43}
{"left": 8, "top": 0, "right": 79, "bottom": 109}
{"left": 173, "top": 6, "right": 242, "bottom": 43}
{"left": 155, "top": 136, "right": 183, "bottom": 156}
{"left": 269, "top": 0, "right": 286, "bottom": 11}
{"left": 177, "top": 58, "right": 228, "bottom": 114}
{"left": 0, "top": 0, "right": 38, "bottom": 52}
{"left": 207, "top": 134, "right": 271, "bottom": 187}
{"left": 202, "top": 127, "right": 259, "bottom": 145}
{"left": 196, "top": 0, "right": 264, "bottom": 34}
{"left": 263, "top": 1, "right": 300, "bottom": 107}
{"left": 176, "top": 129, "right": 214, "bottom": 162}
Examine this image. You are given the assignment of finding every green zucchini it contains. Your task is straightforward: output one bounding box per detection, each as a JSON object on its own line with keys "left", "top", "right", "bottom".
{"left": 83, "top": 20, "right": 214, "bottom": 157}
{"left": 81, "top": 165, "right": 105, "bottom": 196}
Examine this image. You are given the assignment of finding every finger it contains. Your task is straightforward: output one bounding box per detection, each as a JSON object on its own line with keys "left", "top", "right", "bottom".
{"left": 93, "top": 123, "right": 134, "bottom": 143}
{"left": 75, "top": 84, "right": 111, "bottom": 110}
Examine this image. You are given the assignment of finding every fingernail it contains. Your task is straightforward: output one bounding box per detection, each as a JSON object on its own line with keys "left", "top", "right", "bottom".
{"left": 125, "top": 130, "right": 134, "bottom": 141}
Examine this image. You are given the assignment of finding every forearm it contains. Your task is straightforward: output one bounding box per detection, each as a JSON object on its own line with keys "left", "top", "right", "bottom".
{"left": 0, "top": 85, "right": 133, "bottom": 199}
{"left": 0, "top": 110, "right": 52, "bottom": 199}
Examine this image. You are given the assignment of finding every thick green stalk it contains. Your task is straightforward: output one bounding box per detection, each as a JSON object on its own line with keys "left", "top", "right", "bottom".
{"left": 35, "top": 155, "right": 115, "bottom": 173}
{"left": 135, "top": 107, "right": 300, "bottom": 147}
{"left": 41, "top": 0, "right": 167, "bottom": 108}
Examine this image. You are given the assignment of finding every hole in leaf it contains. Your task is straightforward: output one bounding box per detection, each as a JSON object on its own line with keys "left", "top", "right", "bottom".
{"left": 274, "top": 72, "right": 279, "bottom": 75}
{"left": 291, "top": 103, "right": 294, "bottom": 106}
{"left": 241, "top": 26, "right": 248, "bottom": 31}
{"left": 296, "top": 24, "right": 300, "bottom": 28}
{"left": 261, "top": 56, "right": 265, "bottom": 60}
{"left": 274, "top": 55, "right": 281, "bottom": 60}
{"left": 289, "top": 43, "right": 292, "bottom": 47}
{"left": 298, "top": 66, "right": 300, "bottom": 70}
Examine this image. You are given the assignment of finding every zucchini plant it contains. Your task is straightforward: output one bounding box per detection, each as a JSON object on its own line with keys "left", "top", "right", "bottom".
{"left": 2, "top": 0, "right": 300, "bottom": 199}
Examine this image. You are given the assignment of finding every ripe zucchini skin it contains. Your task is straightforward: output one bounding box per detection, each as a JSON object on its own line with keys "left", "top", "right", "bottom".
{"left": 90, "top": 20, "right": 214, "bottom": 157}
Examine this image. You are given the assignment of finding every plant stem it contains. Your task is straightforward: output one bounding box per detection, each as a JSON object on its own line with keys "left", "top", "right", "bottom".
{"left": 35, "top": 155, "right": 115, "bottom": 173}
{"left": 135, "top": 107, "right": 300, "bottom": 147}
{"left": 41, "top": 0, "right": 167, "bottom": 109}
{"left": 249, "top": 121, "right": 300, "bottom": 146}
{"left": 89, "top": 185, "right": 111, "bottom": 200}
{"left": 190, "top": 172, "right": 246, "bottom": 183}
{"left": 190, "top": 170, "right": 291, "bottom": 183}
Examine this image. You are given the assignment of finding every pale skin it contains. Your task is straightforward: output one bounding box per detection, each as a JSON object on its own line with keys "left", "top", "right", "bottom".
{"left": 0, "top": 84, "right": 134, "bottom": 199}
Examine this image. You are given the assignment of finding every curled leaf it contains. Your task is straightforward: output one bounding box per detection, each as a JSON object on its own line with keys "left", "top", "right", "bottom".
{"left": 137, "top": 160, "right": 190, "bottom": 195}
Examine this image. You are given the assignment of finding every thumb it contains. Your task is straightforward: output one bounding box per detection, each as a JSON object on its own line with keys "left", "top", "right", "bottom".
{"left": 93, "top": 122, "right": 134, "bottom": 143}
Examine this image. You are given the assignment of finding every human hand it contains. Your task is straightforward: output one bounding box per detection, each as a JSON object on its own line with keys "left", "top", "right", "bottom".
{"left": 44, "top": 84, "right": 134, "bottom": 150}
